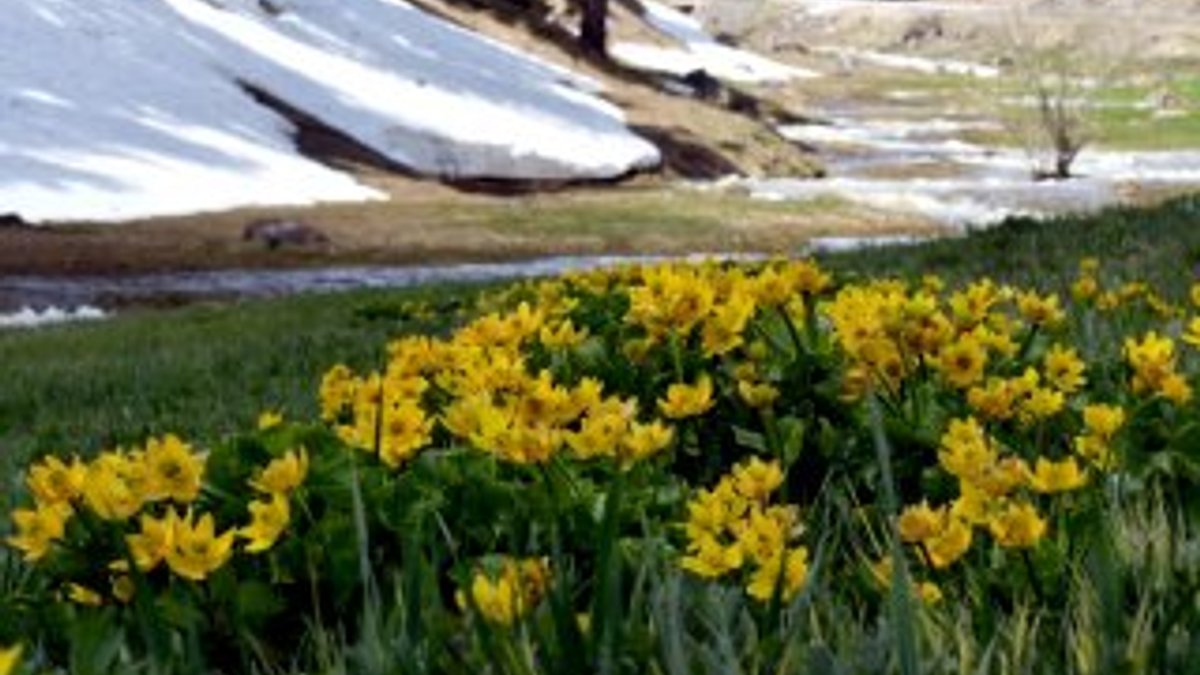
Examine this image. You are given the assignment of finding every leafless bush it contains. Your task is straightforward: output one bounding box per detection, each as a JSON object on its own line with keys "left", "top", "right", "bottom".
{"left": 1000, "top": 7, "right": 1139, "bottom": 180}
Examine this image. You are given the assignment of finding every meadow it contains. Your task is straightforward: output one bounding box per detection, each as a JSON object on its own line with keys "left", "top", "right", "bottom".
{"left": 2, "top": 195, "right": 1200, "bottom": 674}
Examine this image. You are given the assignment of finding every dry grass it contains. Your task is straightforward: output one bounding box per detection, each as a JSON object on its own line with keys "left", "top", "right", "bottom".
{"left": 0, "top": 173, "right": 937, "bottom": 276}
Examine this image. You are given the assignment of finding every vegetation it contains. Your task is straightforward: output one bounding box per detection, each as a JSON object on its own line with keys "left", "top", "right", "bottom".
{"left": 2, "top": 196, "right": 1200, "bottom": 674}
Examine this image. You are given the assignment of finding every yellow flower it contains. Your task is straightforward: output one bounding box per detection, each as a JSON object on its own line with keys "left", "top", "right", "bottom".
{"left": 7, "top": 502, "right": 72, "bottom": 562}
{"left": 619, "top": 420, "right": 674, "bottom": 468}
{"left": 25, "top": 455, "right": 86, "bottom": 507}
{"left": 1181, "top": 317, "right": 1200, "bottom": 348}
{"left": 938, "top": 417, "right": 996, "bottom": 481}
{"left": 1160, "top": 372, "right": 1193, "bottom": 405}
{"left": 490, "top": 421, "right": 562, "bottom": 465}
{"left": 462, "top": 571, "right": 520, "bottom": 626}
{"left": 378, "top": 402, "right": 434, "bottom": 468}
{"left": 734, "top": 505, "right": 794, "bottom": 564}
{"left": 1042, "top": 344, "right": 1086, "bottom": 393}
{"left": 746, "top": 547, "right": 808, "bottom": 602}
{"left": 683, "top": 481, "right": 747, "bottom": 541}
{"left": 125, "top": 511, "right": 176, "bottom": 572}
{"left": 753, "top": 266, "right": 796, "bottom": 307}
{"left": 0, "top": 644, "right": 21, "bottom": 675}
{"left": 657, "top": 375, "right": 715, "bottom": 419}
{"left": 917, "top": 581, "right": 943, "bottom": 604}
{"left": 967, "top": 378, "right": 1019, "bottom": 421}
{"left": 988, "top": 502, "right": 1047, "bottom": 548}
{"left": 257, "top": 410, "right": 284, "bottom": 430}
{"left": 731, "top": 457, "right": 784, "bottom": 502}
{"left": 249, "top": 448, "right": 309, "bottom": 495}
{"left": 1016, "top": 290, "right": 1065, "bottom": 327}
{"left": 935, "top": 336, "right": 988, "bottom": 389}
{"left": 737, "top": 380, "right": 780, "bottom": 409}
{"left": 1125, "top": 331, "right": 1176, "bottom": 394}
{"left": 788, "top": 259, "right": 832, "bottom": 296}
{"left": 948, "top": 279, "right": 1000, "bottom": 327}
{"left": 539, "top": 319, "right": 588, "bottom": 349}
{"left": 924, "top": 516, "right": 972, "bottom": 569}
{"left": 975, "top": 456, "right": 1030, "bottom": 498}
{"left": 567, "top": 401, "right": 631, "bottom": 460}
{"left": 1029, "top": 457, "right": 1087, "bottom": 493}
{"left": 1071, "top": 275, "right": 1098, "bottom": 302}
{"left": 1018, "top": 387, "right": 1065, "bottom": 425}
{"left": 166, "top": 510, "right": 236, "bottom": 582}
{"left": 112, "top": 575, "right": 136, "bottom": 603}
{"left": 897, "top": 501, "right": 943, "bottom": 543}
{"left": 457, "top": 557, "right": 550, "bottom": 626}
{"left": 144, "top": 435, "right": 206, "bottom": 504}
{"left": 67, "top": 583, "right": 103, "bottom": 607}
{"left": 680, "top": 535, "right": 744, "bottom": 578}
{"left": 81, "top": 452, "right": 147, "bottom": 521}
{"left": 240, "top": 493, "right": 290, "bottom": 554}
{"left": 1083, "top": 404, "right": 1125, "bottom": 440}
{"left": 1075, "top": 434, "right": 1115, "bottom": 470}
{"left": 701, "top": 294, "right": 756, "bottom": 357}
{"left": 319, "top": 364, "right": 356, "bottom": 422}
{"left": 951, "top": 482, "right": 1001, "bottom": 526}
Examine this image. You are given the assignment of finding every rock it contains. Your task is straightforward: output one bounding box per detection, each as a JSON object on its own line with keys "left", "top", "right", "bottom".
{"left": 0, "top": 212, "right": 28, "bottom": 228}
{"left": 901, "top": 14, "right": 944, "bottom": 46}
{"left": 242, "top": 219, "right": 331, "bottom": 250}
{"left": 681, "top": 69, "right": 723, "bottom": 100}
{"left": 1146, "top": 88, "right": 1184, "bottom": 111}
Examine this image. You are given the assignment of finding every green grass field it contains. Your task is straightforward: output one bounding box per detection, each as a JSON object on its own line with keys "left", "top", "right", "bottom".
{"left": 3, "top": 194, "right": 1200, "bottom": 675}
{"left": 3, "top": 194, "right": 1198, "bottom": 501}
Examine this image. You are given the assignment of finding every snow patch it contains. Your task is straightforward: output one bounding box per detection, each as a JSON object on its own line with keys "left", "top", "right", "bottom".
{"left": 746, "top": 176, "right": 1037, "bottom": 226}
{"left": 815, "top": 46, "right": 999, "bottom": 78}
{"left": 806, "top": 234, "right": 929, "bottom": 253}
{"left": 0, "top": 305, "right": 107, "bottom": 330}
{"left": 795, "top": 0, "right": 990, "bottom": 17}
{"left": 613, "top": 0, "right": 819, "bottom": 82}
{"left": 1, "top": 0, "right": 660, "bottom": 223}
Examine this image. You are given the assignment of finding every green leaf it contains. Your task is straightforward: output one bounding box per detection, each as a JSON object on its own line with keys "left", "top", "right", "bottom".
{"left": 732, "top": 426, "right": 768, "bottom": 454}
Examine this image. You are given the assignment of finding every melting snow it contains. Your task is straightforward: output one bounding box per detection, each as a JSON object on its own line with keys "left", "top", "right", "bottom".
{"left": 612, "top": 0, "right": 820, "bottom": 83}
{"left": 0, "top": 305, "right": 107, "bottom": 329}
{"left": 1, "top": 0, "right": 660, "bottom": 223}
{"left": 814, "top": 47, "right": 1000, "bottom": 78}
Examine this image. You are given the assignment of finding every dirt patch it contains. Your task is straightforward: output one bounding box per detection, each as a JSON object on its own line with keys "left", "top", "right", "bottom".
{"left": 630, "top": 125, "right": 742, "bottom": 178}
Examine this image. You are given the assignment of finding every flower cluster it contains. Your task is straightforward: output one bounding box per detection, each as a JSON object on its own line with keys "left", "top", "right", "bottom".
{"left": 7, "top": 436, "right": 308, "bottom": 605}
{"left": 680, "top": 458, "right": 809, "bottom": 602}
{"left": 7, "top": 254, "right": 1200, "bottom": 669}
{"left": 322, "top": 300, "right": 677, "bottom": 470}
{"left": 457, "top": 556, "right": 552, "bottom": 626}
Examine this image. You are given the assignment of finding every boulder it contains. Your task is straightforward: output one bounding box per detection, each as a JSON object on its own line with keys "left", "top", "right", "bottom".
{"left": 243, "top": 219, "right": 331, "bottom": 250}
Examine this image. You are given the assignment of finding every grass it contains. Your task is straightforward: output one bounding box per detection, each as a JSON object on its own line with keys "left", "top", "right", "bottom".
{"left": 0, "top": 286, "right": 479, "bottom": 513}
{"left": 3, "top": 193, "right": 1200, "bottom": 673}
{"left": 813, "top": 69, "right": 1200, "bottom": 152}
{"left": 825, "top": 192, "right": 1200, "bottom": 294}
{"left": 0, "top": 186, "right": 916, "bottom": 276}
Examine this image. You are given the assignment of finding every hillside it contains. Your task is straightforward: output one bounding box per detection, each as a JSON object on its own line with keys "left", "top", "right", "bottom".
{"left": 1, "top": 0, "right": 819, "bottom": 224}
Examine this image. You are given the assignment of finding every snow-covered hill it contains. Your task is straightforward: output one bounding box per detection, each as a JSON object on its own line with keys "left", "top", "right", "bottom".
{"left": 0, "top": 0, "right": 661, "bottom": 223}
